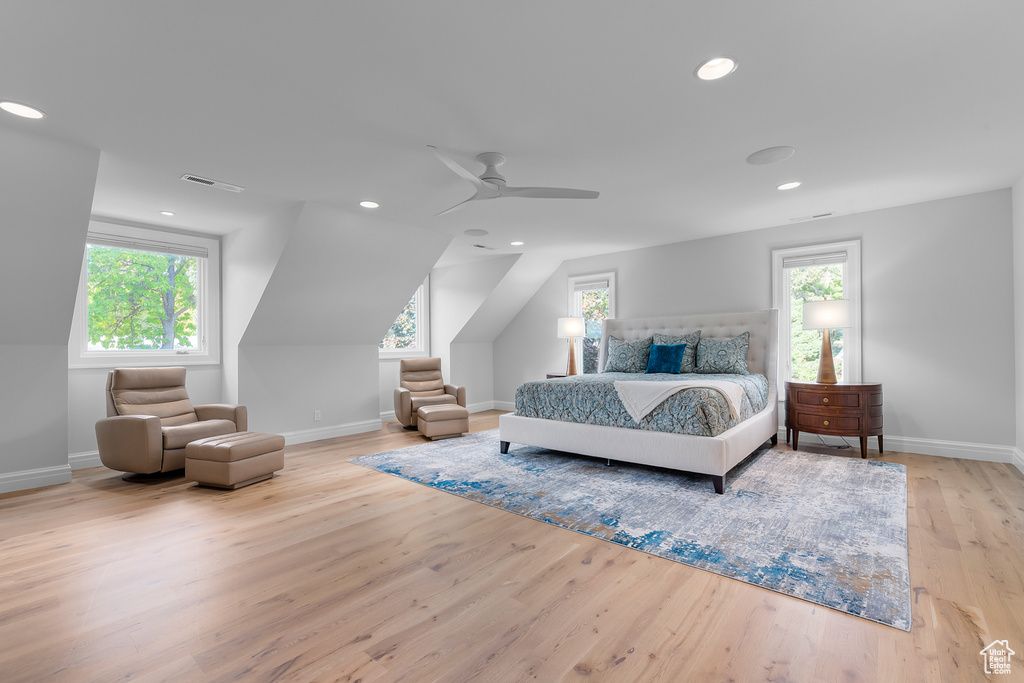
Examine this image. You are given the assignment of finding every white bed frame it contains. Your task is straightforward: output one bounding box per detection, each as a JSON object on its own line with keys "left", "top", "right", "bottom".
{"left": 499, "top": 309, "right": 779, "bottom": 494}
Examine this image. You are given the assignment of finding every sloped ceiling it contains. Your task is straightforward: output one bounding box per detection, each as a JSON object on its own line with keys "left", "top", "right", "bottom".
{"left": 0, "top": 128, "right": 99, "bottom": 344}
{"left": 241, "top": 201, "right": 450, "bottom": 346}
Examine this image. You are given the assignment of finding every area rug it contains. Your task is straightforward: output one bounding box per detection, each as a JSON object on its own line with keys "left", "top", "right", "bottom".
{"left": 351, "top": 429, "right": 911, "bottom": 630}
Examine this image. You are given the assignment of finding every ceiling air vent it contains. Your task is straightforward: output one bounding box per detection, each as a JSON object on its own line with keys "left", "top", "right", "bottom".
{"left": 788, "top": 212, "right": 833, "bottom": 222}
{"left": 181, "top": 174, "right": 246, "bottom": 193}
{"left": 471, "top": 244, "right": 496, "bottom": 250}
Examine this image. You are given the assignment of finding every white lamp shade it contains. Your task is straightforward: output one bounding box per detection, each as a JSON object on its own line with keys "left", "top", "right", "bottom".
{"left": 802, "top": 299, "right": 851, "bottom": 330}
{"left": 557, "top": 317, "right": 586, "bottom": 338}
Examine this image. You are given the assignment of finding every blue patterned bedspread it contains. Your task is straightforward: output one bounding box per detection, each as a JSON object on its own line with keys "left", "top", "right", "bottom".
{"left": 514, "top": 372, "right": 770, "bottom": 436}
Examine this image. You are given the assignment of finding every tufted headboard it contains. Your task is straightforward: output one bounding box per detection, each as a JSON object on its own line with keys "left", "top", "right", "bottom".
{"left": 598, "top": 309, "right": 779, "bottom": 393}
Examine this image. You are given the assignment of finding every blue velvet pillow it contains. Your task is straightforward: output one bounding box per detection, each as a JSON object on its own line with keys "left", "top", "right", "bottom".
{"left": 653, "top": 330, "right": 701, "bottom": 373}
{"left": 645, "top": 343, "right": 687, "bottom": 374}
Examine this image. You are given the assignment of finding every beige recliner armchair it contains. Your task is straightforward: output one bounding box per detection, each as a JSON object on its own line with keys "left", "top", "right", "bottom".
{"left": 95, "top": 367, "right": 247, "bottom": 478}
{"left": 393, "top": 357, "right": 466, "bottom": 427}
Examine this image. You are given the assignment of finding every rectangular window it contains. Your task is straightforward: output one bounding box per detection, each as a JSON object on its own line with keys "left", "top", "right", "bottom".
{"left": 69, "top": 221, "right": 220, "bottom": 367}
{"left": 568, "top": 272, "right": 616, "bottom": 373}
{"left": 379, "top": 277, "right": 429, "bottom": 358}
{"left": 772, "top": 241, "right": 861, "bottom": 389}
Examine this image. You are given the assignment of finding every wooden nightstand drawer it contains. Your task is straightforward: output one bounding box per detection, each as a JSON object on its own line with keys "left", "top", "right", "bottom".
{"left": 795, "top": 412, "right": 861, "bottom": 431}
{"left": 794, "top": 389, "right": 861, "bottom": 408}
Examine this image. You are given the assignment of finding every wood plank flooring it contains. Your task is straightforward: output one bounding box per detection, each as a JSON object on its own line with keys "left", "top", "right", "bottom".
{"left": 1, "top": 411, "right": 1022, "bottom": 682}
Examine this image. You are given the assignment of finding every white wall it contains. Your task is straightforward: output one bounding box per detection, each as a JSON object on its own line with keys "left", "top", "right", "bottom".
{"left": 0, "top": 127, "right": 99, "bottom": 493}
{"left": 494, "top": 189, "right": 1018, "bottom": 457}
{"left": 430, "top": 256, "right": 519, "bottom": 380}
{"left": 450, "top": 342, "right": 495, "bottom": 412}
{"left": 378, "top": 358, "right": 403, "bottom": 420}
{"left": 1013, "top": 176, "right": 1024, "bottom": 469}
{"left": 239, "top": 345, "right": 380, "bottom": 443}
{"left": 239, "top": 201, "right": 450, "bottom": 438}
{"left": 1, "top": 346, "right": 79, "bottom": 491}
{"left": 221, "top": 206, "right": 298, "bottom": 403}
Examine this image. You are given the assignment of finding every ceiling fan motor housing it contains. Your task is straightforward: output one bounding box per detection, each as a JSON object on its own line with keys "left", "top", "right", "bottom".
{"left": 476, "top": 152, "right": 507, "bottom": 186}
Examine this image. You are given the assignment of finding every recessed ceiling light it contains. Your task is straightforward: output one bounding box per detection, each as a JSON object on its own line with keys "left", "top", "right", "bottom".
{"left": 777, "top": 181, "right": 802, "bottom": 191}
{"left": 0, "top": 100, "right": 46, "bottom": 119}
{"left": 694, "top": 57, "right": 737, "bottom": 81}
{"left": 746, "top": 146, "right": 795, "bottom": 165}
{"left": 464, "top": 228, "right": 489, "bottom": 236}
{"left": 159, "top": 211, "right": 175, "bottom": 216}
{"left": 510, "top": 241, "right": 524, "bottom": 246}
{"left": 359, "top": 200, "right": 379, "bottom": 209}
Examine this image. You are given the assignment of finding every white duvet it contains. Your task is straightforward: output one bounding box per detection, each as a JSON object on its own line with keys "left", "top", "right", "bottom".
{"left": 613, "top": 379, "right": 744, "bottom": 424}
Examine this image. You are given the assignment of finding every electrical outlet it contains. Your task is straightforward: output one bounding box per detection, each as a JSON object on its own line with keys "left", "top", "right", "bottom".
{"left": 313, "top": 410, "right": 322, "bottom": 422}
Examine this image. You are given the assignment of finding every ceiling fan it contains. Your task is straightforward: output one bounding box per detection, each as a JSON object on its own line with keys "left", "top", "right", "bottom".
{"left": 428, "top": 145, "right": 599, "bottom": 215}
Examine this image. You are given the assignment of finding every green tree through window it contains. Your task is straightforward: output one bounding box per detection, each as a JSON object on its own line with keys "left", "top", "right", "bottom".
{"left": 789, "top": 264, "right": 844, "bottom": 381}
{"left": 380, "top": 290, "right": 418, "bottom": 350}
{"left": 86, "top": 245, "right": 198, "bottom": 350}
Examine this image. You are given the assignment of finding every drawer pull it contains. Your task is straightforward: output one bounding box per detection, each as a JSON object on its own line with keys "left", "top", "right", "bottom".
{"left": 822, "top": 397, "right": 829, "bottom": 403}
{"left": 823, "top": 420, "right": 830, "bottom": 426}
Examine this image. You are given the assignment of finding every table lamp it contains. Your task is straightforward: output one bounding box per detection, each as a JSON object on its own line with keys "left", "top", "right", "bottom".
{"left": 802, "top": 299, "right": 851, "bottom": 384}
{"left": 557, "top": 317, "right": 586, "bottom": 375}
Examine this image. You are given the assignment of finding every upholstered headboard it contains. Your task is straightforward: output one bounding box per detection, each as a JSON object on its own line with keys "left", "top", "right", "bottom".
{"left": 598, "top": 309, "right": 779, "bottom": 394}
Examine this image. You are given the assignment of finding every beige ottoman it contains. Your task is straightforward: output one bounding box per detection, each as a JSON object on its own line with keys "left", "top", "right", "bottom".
{"left": 416, "top": 404, "right": 469, "bottom": 440}
{"left": 185, "top": 432, "right": 285, "bottom": 489}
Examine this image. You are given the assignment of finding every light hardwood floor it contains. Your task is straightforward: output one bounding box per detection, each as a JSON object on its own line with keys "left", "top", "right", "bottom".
{"left": 1, "top": 411, "right": 1022, "bottom": 682}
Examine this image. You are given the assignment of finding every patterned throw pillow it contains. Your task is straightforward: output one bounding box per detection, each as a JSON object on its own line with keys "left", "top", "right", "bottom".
{"left": 695, "top": 331, "right": 750, "bottom": 374}
{"left": 653, "top": 330, "right": 701, "bottom": 373}
{"left": 604, "top": 336, "right": 653, "bottom": 373}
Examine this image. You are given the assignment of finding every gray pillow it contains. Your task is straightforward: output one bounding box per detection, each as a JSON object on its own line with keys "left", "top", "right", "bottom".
{"left": 695, "top": 332, "right": 750, "bottom": 374}
{"left": 604, "top": 336, "right": 653, "bottom": 373}
{"left": 652, "top": 330, "right": 701, "bottom": 373}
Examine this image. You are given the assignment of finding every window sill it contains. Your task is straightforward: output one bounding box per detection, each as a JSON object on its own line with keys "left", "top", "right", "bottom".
{"left": 69, "top": 351, "right": 219, "bottom": 370}
{"left": 378, "top": 350, "right": 429, "bottom": 361}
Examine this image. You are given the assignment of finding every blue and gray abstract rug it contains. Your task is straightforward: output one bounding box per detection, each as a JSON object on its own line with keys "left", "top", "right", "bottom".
{"left": 351, "top": 429, "right": 911, "bottom": 630}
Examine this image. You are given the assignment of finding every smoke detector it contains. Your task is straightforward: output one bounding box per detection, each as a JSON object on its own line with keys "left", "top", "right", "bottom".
{"left": 180, "top": 174, "right": 245, "bottom": 193}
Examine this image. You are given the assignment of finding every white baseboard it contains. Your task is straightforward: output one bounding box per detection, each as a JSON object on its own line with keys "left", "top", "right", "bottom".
{"left": 774, "top": 427, "right": 1018, "bottom": 464}
{"left": 0, "top": 464, "right": 72, "bottom": 495}
{"left": 493, "top": 400, "right": 515, "bottom": 412}
{"left": 883, "top": 435, "right": 1015, "bottom": 463}
{"left": 281, "top": 418, "right": 383, "bottom": 446}
{"left": 69, "top": 450, "right": 102, "bottom": 471}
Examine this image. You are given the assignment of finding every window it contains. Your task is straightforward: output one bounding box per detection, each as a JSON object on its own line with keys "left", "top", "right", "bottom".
{"left": 379, "top": 277, "right": 429, "bottom": 358}
{"left": 69, "top": 221, "right": 220, "bottom": 367}
{"left": 772, "top": 241, "right": 861, "bottom": 389}
{"left": 568, "top": 272, "right": 616, "bottom": 373}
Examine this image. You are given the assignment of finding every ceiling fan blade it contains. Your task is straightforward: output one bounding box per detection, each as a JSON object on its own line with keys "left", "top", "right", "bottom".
{"left": 501, "top": 186, "right": 600, "bottom": 199}
{"left": 435, "top": 195, "right": 478, "bottom": 216}
{"left": 428, "top": 145, "right": 486, "bottom": 190}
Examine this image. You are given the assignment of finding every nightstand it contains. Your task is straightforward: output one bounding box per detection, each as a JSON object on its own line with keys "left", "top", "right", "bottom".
{"left": 546, "top": 372, "right": 567, "bottom": 379}
{"left": 785, "top": 381, "right": 883, "bottom": 459}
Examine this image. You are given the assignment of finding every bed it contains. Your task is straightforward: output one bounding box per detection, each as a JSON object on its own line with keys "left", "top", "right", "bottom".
{"left": 498, "top": 309, "right": 779, "bottom": 493}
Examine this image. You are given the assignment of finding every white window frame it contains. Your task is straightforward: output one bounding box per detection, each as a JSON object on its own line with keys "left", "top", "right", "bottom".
{"left": 69, "top": 220, "right": 221, "bottom": 368}
{"left": 378, "top": 277, "right": 430, "bottom": 360}
{"left": 568, "top": 271, "right": 616, "bottom": 372}
{"left": 771, "top": 240, "right": 862, "bottom": 392}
